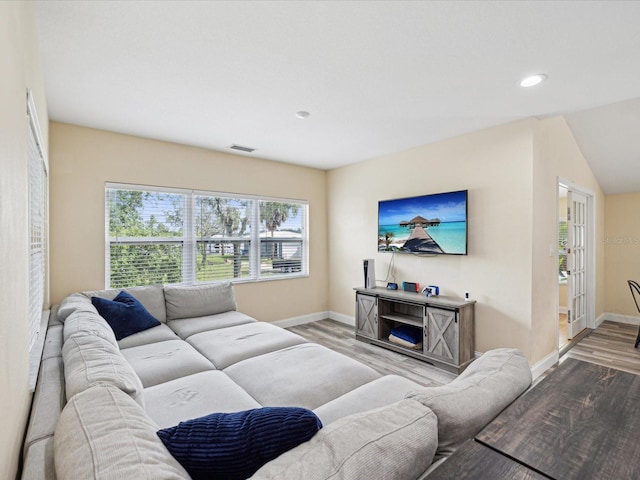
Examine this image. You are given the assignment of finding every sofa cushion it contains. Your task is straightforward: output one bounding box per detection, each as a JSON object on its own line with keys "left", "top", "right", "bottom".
{"left": 62, "top": 333, "right": 145, "bottom": 407}
{"left": 168, "top": 311, "right": 256, "bottom": 339}
{"left": 54, "top": 384, "right": 190, "bottom": 480}
{"left": 63, "top": 308, "right": 118, "bottom": 347}
{"left": 225, "top": 344, "right": 380, "bottom": 410}
{"left": 406, "top": 348, "right": 532, "bottom": 459}
{"left": 250, "top": 399, "right": 438, "bottom": 480}
{"left": 48, "top": 305, "right": 63, "bottom": 327}
{"left": 22, "top": 437, "right": 55, "bottom": 480}
{"left": 164, "top": 282, "right": 236, "bottom": 321}
{"left": 144, "top": 371, "right": 262, "bottom": 429}
{"left": 157, "top": 407, "right": 322, "bottom": 480}
{"left": 23, "top": 356, "right": 65, "bottom": 454}
{"left": 80, "top": 284, "right": 168, "bottom": 323}
{"left": 313, "top": 374, "right": 424, "bottom": 426}
{"left": 57, "top": 293, "right": 93, "bottom": 322}
{"left": 187, "top": 322, "right": 307, "bottom": 369}
{"left": 120, "top": 339, "right": 215, "bottom": 388}
{"left": 92, "top": 291, "right": 161, "bottom": 340}
{"left": 117, "top": 323, "right": 179, "bottom": 349}
{"left": 42, "top": 323, "right": 63, "bottom": 360}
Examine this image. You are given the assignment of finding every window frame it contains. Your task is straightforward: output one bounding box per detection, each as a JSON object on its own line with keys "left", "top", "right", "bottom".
{"left": 105, "top": 183, "right": 309, "bottom": 288}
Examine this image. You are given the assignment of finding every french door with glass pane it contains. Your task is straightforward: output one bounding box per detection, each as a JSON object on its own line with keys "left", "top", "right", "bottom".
{"left": 567, "top": 190, "right": 588, "bottom": 339}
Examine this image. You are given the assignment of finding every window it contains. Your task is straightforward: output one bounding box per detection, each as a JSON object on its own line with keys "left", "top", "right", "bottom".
{"left": 27, "top": 90, "right": 48, "bottom": 352}
{"left": 558, "top": 218, "right": 568, "bottom": 284}
{"left": 105, "top": 184, "right": 308, "bottom": 288}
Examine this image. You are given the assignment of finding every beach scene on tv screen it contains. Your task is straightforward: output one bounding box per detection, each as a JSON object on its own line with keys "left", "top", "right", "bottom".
{"left": 378, "top": 190, "right": 467, "bottom": 254}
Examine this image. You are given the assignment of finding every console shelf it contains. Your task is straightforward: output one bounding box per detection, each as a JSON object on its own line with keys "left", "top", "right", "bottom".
{"left": 355, "top": 287, "right": 475, "bottom": 374}
{"left": 379, "top": 313, "right": 422, "bottom": 328}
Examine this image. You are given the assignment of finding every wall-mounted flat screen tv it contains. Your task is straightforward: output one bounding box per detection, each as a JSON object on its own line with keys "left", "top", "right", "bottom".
{"left": 378, "top": 190, "right": 468, "bottom": 255}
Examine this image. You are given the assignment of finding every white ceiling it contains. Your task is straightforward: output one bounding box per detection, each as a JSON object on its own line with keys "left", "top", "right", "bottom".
{"left": 33, "top": 1, "right": 640, "bottom": 193}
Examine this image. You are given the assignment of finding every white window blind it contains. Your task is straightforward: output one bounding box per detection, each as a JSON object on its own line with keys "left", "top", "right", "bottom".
{"left": 105, "top": 183, "right": 308, "bottom": 288}
{"left": 27, "top": 91, "right": 48, "bottom": 352}
{"left": 258, "top": 200, "right": 307, "bottom": 277}
{"left": 194, "top": 194, "right": 253, "bottom": 282}
{"left": 106, "top": 187, "right": 191, "bottom": 288}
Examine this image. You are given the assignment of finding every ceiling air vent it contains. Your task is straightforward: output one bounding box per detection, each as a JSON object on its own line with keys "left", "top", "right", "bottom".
{"left": 230, "top": 144, "right": 255, "bottom": 153}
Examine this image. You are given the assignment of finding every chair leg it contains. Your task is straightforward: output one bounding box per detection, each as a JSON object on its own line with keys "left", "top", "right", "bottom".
{"left": 636, "top": 325, "right": 640, "bottom": 349}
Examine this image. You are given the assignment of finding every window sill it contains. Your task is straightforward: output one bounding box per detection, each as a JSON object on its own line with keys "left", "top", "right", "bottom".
{"left": 28, "top": 310, "right": 50, "bottom": 393}
{"left": 230, "top": 273, "right": 310, "bottom": 285}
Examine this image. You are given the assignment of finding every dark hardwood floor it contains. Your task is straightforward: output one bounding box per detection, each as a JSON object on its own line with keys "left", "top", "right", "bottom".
{"left": 287, "top": 319, "right": 640, "bottom": 386}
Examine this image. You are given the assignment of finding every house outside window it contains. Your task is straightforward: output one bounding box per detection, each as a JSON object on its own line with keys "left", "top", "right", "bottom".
{"left": 105, "top": 183, "right": 308, "bottom": 288}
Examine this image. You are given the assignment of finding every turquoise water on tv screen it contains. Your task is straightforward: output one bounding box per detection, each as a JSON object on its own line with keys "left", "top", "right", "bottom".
{"left": 379, "top": 221, "right": 467, "bottom": 254}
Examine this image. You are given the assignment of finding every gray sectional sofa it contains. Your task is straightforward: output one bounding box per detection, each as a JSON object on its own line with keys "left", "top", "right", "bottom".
{"left": 21, "top": 281, "right": 532, "bottom": 480}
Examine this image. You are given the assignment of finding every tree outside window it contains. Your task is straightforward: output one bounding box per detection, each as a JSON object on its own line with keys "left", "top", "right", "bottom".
{"left": 106, "top": 185, "right": 307, "bottom": 288}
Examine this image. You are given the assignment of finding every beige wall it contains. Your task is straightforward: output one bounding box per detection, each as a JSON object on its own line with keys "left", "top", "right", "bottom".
{"left": 531, "top": 116, "right": 605, "bottom": 361}
{"left": 0, "top": 2, "right": 48, "bottom": 478}
{"left": 605, "top": 192, "right": 640, "bottom": 316}
{"left": 49, "top": 114, "right": 607, "bottom": 368}
{"left": 328, "top": 120, "right": 537, "bottom": 359}
{"left": 327, "top": 116, "right": 606, "bottom": 366}
{"left": 49, "top": 123, "right": 328, "bottom": 322}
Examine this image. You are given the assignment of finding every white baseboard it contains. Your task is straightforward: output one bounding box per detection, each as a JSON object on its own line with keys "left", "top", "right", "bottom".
{"left": 595, "top": 312, "right": 607, "bottom": 328}
{"left": 272, "top": 311, "right": 356, "bottom": 328}
{"left": 558, "top": 306, "right": 568, "bottom": 314}
{"left": 272, "top": 311, "right": 329, "bottom": 328}
{"left": 602, "top": 312, "right": 639, "bottom": 326}
{"left": 530, "top": 350, "right": 559, "bottom": 380}
{"left": 328, "top": 311, "right": 355, "bottom": 326}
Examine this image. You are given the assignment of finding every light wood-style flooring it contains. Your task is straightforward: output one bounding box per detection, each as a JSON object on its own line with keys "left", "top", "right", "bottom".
{"left": 562, "top": 320, "right": 640, "bottom": 375}
{"left": 287, "top": 319, "right": 640, "bottom": 384}
{"left": 559, "top": 312, "right": 568, "bottom": 347}
{"left": 287, "top": 320, "right": 456, "bottom": 387}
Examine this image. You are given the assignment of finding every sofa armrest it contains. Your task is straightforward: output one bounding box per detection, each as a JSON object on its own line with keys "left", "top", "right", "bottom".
{"left": 406, "top": 348, "right": 532, "bottom": 460}
{"left": 250, "top": 399, "right": 438, "bottom": 480}
{"left": 54, "top": 384, "right": 190, "bottom": 480}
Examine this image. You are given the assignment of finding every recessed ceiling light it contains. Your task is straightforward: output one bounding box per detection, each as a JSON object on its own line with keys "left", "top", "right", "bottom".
{"left": 296, "top": 111, "right": 310, "bottom": 119}
{"left": 520, "top": 74, "right": 547, "bottom": 88}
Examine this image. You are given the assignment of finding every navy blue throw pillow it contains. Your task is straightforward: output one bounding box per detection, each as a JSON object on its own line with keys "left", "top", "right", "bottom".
{"left": 157, "top": 407, "right": 322, "bottom": 480}
{"left": 91, "top": 291, "right": 160, "bottom": 340}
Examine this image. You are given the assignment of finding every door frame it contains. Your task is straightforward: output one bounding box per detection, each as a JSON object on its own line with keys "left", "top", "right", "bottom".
{"left": 557, "top": 177, "right": 596, "bottom": 338}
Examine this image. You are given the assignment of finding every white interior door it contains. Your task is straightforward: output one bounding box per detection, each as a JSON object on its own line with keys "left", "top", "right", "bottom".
{"left": 567, "top": 190, "right": 588, "bottom": 339}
